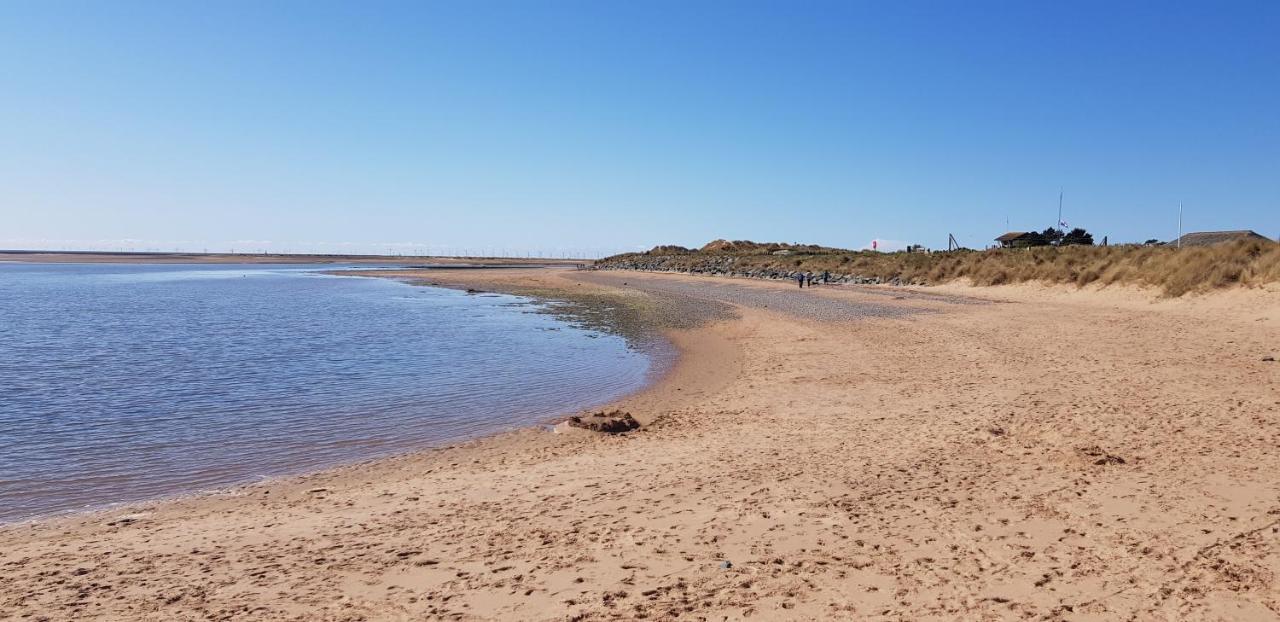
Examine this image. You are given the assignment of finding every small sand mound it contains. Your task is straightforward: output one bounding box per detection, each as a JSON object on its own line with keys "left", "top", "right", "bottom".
{"left": 1078, "top": 445, "right": 1126, "bottom": 465}
{"left": 567, "top": 410, "right": 640, "bottom": 434}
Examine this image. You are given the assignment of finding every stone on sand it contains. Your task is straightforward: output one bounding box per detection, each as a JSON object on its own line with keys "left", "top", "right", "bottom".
{"left": 564, "top": 410, "right": 641, "bottom": 434}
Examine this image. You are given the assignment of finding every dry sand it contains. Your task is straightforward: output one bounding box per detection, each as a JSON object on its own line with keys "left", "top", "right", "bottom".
{"left": 2, "top": 269, "right": 1279, "bottom": 621}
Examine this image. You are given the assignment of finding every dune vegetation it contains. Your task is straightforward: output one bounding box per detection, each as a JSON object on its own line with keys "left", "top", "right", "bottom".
{"left": 596, "top": 238, "right": 1280, "bottom": 296}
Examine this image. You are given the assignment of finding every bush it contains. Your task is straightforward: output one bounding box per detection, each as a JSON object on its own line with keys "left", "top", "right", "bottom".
{"left": 1061, "top": 228, "right": 1095, "bottom": 246}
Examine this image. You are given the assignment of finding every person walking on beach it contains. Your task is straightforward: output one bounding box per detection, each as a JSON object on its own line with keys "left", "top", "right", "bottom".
{"left": 795, "top": 272, "right": 805, "bottom": 288}
{"left": 822, "top": 270, "right": 830, "bottom": 284}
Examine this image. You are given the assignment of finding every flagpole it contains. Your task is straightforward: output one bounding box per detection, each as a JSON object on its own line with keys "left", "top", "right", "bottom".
{"left": 1057, "top": 187, "right": 1064, "bottom": 235}
{"left": 1178, "top": 201, "right": 1183, "bottom": 249}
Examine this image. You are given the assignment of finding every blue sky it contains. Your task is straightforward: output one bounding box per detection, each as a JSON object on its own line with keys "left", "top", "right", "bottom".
{"left": 1, "top": 1, "right": 1276, "bottom": 255}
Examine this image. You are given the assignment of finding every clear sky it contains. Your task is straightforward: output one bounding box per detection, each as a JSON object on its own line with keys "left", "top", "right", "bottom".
{"left": 2, "top": 1, "right": 1277, "bottom": 255}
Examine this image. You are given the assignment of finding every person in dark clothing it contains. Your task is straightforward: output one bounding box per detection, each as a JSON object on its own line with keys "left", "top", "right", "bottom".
{"left": 822, "top": 270, "right": 830, "bottom": 284}
{"left": 795, "top": 272, "right": 805, "bottom": 288}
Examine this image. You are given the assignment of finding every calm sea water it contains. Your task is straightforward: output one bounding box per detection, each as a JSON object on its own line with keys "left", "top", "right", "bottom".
{"left": 0, "top": 263, "right": 655, "bottom": 523}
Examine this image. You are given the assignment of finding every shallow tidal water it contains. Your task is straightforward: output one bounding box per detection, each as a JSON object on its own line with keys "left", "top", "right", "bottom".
{"left": 0, "top": 263, "right": 655, "bottom": 523}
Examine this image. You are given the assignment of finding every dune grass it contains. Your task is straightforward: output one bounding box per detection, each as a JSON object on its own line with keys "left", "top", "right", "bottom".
{"left": 599, "top": 240, "right": 1280, "bottom": 297}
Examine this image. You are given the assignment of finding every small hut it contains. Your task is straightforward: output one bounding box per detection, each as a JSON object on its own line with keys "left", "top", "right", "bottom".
{"left": 1172, "top": 230, "right": 1272, "bottom": 247}
{"left": 995, "top": 232, "right": 1043, "bottom": 248}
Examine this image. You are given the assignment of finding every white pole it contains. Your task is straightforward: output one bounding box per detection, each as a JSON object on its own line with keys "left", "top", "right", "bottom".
{"left": 1057, "top": 188, "right": 1064, "bottom": 234}
{"left": 1178, "top": 201, "right": 1183, "bottom": 248}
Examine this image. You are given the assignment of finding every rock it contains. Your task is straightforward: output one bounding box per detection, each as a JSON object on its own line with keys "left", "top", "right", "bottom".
{"left": 719, "top": 560, "right": 733, "bottom": 569}
{"left": 566, "top": 410, "right": 640, "bottom": 434}
{"left": 1264, "top": 356, "right": 1276, "bottom": 362}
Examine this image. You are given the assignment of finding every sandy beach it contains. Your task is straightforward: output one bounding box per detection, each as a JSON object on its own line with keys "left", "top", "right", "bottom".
{"left": 3, "top": 268, "right": 1278, "bottom": 620}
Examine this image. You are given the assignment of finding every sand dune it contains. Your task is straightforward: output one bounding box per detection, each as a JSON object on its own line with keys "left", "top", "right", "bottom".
{"left": 2, "top": 270, "right": 1278, "bottom": 620}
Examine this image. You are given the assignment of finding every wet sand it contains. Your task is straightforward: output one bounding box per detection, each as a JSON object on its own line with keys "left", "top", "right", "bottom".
{"left": 2, "top": 269, "right": 1279, "bottom": 620}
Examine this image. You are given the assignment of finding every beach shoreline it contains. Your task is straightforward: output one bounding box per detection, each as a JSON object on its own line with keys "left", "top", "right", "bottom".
{"left": 3, "top": 269, "right": 1279, "bottom": 620}
{"left": 0, "top": 268, "right": 717, "bottom": 528}
{"left": 0, "top": 267, "right": 682, "bottom": 527}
